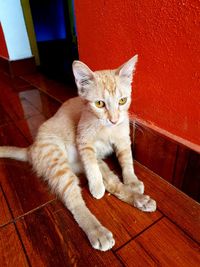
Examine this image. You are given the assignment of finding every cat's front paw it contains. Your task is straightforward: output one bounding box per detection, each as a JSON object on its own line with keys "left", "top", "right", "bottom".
{"left": 129, "top": 180, "right": 144, "bottom": 194}
{"left": 88, "top": 226, "right": 115, "bottom": 251}
{"left": 133, "top": 194, "right": 157, "bottom": 212}
{"left": 89, "top": 179, "right": 105, "bottom": 199}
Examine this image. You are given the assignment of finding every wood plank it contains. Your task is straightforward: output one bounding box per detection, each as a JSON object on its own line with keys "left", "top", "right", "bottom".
{"left": 0, "top": 185, "right": 12, "bottom": 226}
{"left": 0, "top": 223, "right": 28, "bottom": 266}
{"left": 133, "top": 123, "right": 177, "bottom": 182}
{"left": 0, "top": 75, "right": 29, "bottom": 119}
{"left": 19, "top": 89, "right": 60, "bottom": 118}
{"left": 16, "top": 200, "right": 122, "bottom": 267}
{"left": 0, "top": 122, "right": 28, "bottom": 148}
{"left": 0, "top": 123, "right": 55, "bottom": 218}
{"left": 16, "top": 115, "right": 46, "bottom": 142}
{"left": 0, "top": 104, "right": 11, "bottom": 126}
{"left": 117, "top": 240, "right": 155, "bottom": 266}
{"left": 0, "top": 93, "right": 40, "bottom": 122}
{"left": 0, "top": 73, "right": 60, "bottom": 119}
{"left": 39, "top": 92, "right": 61, "bottom": 118}
{"left": 0, "top": 71, "right": 34, "bottom": 92}
{"left": 132, "top": 122, "right": 200, "bottom": 204}
{"left": 172, "top": 145, "right": 190, "bottom": 188}
{"left": 134, "top": 161, "right": 200, "bottom": 243}
{"left": 81, "top": 188, "right": 162, "bottom": 249}
{"left": 0, "top": 56, "right": 10, "bottom": 74}
{"left": 117, "top": 218, "right": 200, "bottom": 267}
{"left": 0, "top": 87, "right": 61, "bottom": 142}
{"left": 21, "top": 73, "right": 77, "bottom": 103}
{"left": 182, "top": 151, "right": 200, "bottom": 202}
{"left": 11, "top": 76, "right": 35, "bottom": 91}
{"left": 13, "top": 91, "right": 61, "bottom": 141}
{"left": 0, "top": 160, "right": 55, "bottom": 218}
{"left": 0, "top": 73, "right": 41, "bottom": 122}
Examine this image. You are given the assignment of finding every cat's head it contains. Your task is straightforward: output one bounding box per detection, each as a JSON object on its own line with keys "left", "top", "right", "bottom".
{"left": 72, "top": 55, "right": 138, "bottom": 127}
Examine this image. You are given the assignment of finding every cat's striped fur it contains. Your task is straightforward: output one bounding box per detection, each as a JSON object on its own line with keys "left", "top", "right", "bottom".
{"left": 0, "top": 55, "right": 156, "bottom": 251}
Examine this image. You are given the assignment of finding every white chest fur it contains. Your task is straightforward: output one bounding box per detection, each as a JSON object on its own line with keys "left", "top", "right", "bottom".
{"left": 94, "top": 140, "right": 113, "bottom": 159}
{"left": 65, "top": 140, "right": 113, "bottom": 174}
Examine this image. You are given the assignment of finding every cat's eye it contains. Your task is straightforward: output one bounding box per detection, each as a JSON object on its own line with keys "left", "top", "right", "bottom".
{"left": 95, "top": 100, "right": 105, "bottom": 108}
{"left": 119, "top": 97, "right": 127, "bottom": 105}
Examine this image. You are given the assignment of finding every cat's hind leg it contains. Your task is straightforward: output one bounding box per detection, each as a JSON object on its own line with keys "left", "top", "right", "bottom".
{"left": 30, "top": 143, "right": 115, "bottom": 251}
{"left": 98, "top": 160, "right": 156, "bottom": 212}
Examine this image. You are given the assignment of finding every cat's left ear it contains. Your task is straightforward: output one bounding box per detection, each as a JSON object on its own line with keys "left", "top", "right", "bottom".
{"left": 72, "top": 60, "right": 95, "bottom": 97}
{"left": 116, "top": 54, "right": 138, "bottom": 84}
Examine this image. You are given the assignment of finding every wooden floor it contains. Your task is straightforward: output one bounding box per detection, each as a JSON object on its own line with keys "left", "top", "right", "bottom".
{"left": 0, "top": 71, "right": 199, "bottom": 267}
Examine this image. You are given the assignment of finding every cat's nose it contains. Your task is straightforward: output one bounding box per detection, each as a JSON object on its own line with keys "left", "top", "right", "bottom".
{"left": 109, "top": 112, "right": 119, "bottom": 125}
{"left": 110, "top": 118, "right": 118, "bottom": 124}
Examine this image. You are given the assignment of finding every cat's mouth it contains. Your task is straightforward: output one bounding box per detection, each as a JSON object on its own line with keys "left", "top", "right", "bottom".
{"left": 103, "top": 118, "right": 123, "bottom": 127}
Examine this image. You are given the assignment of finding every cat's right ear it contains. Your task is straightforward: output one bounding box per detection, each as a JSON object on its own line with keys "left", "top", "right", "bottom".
{"left": 72, "top": 61, "right": 95, "bottom": 97}
{"left": 116, "top": 54, "right": 138, "bottom": 86}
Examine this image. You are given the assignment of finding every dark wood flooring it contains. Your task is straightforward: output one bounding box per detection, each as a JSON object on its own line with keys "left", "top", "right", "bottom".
{"left": 0, "top": 71, "right": 199, "bottom": 266}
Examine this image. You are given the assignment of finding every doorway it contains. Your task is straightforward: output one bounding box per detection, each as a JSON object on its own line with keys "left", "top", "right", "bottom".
{"left": 29, "top": 0, "right": 78, "bottom": 84}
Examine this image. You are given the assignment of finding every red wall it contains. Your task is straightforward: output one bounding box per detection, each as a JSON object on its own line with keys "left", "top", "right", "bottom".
{"left": 74, "top": 0, "right": 200, "bottom": 148}
{"left": 0, "top": 23, "right": 9, "bottom": 58}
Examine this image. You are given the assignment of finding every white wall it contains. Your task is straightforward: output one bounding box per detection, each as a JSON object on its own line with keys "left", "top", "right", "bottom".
{"left": 0, "top": 0, "right": 32, "bottom": 60}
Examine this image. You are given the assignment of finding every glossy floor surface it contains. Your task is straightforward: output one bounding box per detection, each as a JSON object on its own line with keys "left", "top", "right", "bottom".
{"left": 0, "top": 71, "right": 199, "bottom": 266}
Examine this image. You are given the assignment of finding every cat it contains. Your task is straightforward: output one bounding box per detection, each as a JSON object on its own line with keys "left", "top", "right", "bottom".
{"left": 0, "top": 55, "right": 156, "bottom": 251}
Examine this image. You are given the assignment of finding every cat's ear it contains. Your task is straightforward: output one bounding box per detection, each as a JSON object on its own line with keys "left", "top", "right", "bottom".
{"left": 116, "top": 54, "right": 138, "bottom": 84}
{"left": 72, "top": 60, "right": 95, "bottom": 96}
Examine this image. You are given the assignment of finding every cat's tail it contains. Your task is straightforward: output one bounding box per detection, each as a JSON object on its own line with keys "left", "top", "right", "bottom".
{"left": 0, "top": 146, "right": 28, "bottom": 161}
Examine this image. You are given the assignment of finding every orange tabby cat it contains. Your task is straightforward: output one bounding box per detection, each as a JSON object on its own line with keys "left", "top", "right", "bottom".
{"left": 0, "top": 55, "right": 156, "bottom": 251}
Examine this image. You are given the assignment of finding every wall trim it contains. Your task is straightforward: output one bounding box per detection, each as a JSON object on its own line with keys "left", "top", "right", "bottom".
{"left": 131, "top": 117, "right": 200, "bottom": 154}
{"left": 0, "top": 56, "right": 36, "bottom": 77}
{"left": 131, "top": 119, "right": 200, "bottom": 203}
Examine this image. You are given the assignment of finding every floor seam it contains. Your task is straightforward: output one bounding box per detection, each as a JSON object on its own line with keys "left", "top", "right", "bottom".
{"left": 20, "top": 76, "right": 64, "bottom": 104}
{"left": 159, "top": 210, "right": 200, "bottom": 246}
{"left": 12, "top": 198, "right": 57, "bottom": 223}
{"left": 13, "top": 219, "right": 32, "bottom": 267}
{"left": 114, "top": 215, "right": 164, "bottom": 253}
{"left": 0, "top": 187, "right": 57, "bottom": 228}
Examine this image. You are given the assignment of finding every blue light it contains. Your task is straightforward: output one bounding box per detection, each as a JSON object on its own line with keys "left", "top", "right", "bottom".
{"left": 30, "top": 0, "right": 67, "bottom": 42}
